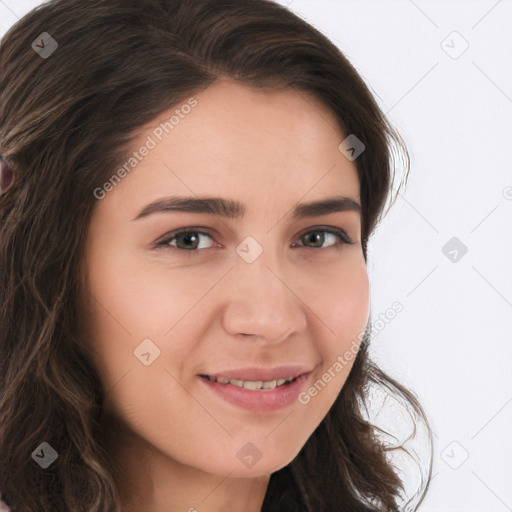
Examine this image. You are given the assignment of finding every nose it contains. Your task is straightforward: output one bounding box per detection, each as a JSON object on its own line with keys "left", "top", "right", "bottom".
{"left": 221, "top": 249, "right": 307, "bottom": 344}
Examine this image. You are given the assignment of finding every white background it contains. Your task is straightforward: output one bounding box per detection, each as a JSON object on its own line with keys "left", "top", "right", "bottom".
{"left": 1, "top": 1, "right": 511, "bottom": 510}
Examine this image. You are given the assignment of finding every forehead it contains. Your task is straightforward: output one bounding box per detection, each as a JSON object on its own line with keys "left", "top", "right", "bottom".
{"left": 98, "top": 79, "right": 360, "bottom": 219}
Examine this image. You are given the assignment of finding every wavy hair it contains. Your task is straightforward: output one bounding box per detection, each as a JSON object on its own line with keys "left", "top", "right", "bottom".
{"left": 0, "top": 0, "right": 433, "bottom": 510}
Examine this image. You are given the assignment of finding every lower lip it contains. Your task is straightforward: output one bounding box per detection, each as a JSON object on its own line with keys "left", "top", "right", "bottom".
{"left": 198, "top": 373, "right": 312, "bottom": 412}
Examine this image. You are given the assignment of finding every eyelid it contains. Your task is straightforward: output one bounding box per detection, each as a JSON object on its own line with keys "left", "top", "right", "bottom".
{"left": 153, "top": 225, "right": 354, "bottom": 251}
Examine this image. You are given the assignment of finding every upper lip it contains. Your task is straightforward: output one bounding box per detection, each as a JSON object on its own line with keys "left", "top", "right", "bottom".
{"left": 199, "top": 364, "right": 313, "bottom": 382}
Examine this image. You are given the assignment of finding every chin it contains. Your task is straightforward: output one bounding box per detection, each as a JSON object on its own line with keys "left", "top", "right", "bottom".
{"left": 196, "top": 450, "right": 298, "bottom": 479}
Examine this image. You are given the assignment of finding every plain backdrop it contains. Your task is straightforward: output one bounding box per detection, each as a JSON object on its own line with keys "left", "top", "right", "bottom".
{"left": 1, "top": 1, "right": 511, "bottom": 511}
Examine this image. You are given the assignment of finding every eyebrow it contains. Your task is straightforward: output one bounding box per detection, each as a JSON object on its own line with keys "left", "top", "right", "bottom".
{"left": 131, "top": 195, "right": 361, "bottom": 221}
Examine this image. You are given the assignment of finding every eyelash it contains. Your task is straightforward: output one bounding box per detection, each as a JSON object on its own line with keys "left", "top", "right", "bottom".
{"left": 154, "top": 226, "right": 354, "bottom": 254}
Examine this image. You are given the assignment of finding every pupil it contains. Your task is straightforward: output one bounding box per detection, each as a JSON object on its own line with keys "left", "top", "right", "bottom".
{"left": 179, "top": 233, "right": 198, "bottom": 250}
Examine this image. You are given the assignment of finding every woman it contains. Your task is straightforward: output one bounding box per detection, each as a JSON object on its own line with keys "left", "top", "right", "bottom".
{"left": 0, "top": 0, "right": 433, "bottom": 511}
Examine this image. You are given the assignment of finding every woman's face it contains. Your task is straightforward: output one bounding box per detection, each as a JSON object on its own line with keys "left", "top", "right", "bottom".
{"left": 82, "top": 79, "right": 369, "bottom": 480}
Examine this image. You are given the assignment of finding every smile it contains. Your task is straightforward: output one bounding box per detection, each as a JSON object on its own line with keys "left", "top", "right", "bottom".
{"left": 200, "top": 374, "right": 298, "bottom": 391}
{"left": 198, "top": 371, "right": 313, "bottom": 412}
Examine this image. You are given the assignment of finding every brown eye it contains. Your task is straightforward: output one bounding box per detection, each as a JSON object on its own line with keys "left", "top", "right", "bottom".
{"left": 155, "top": 229, "right": 217, "bottom": 252}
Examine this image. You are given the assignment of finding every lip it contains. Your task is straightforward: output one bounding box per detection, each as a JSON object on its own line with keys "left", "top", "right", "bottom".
{"left": 199, "top": 364, "right": 312, "bottom": 382}
{"left": 198, "top": 369, "right": 314, "bottom": 413}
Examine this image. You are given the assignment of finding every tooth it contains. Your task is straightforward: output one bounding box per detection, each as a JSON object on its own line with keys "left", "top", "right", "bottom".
{"left": 262, "top": 380, "right": 277, "bottom": 389}
{"left": 243, "top": 380, "right": 264, "bottom": 390}
{"left": 213, "top": 376, "right": 295, "bottom": 389}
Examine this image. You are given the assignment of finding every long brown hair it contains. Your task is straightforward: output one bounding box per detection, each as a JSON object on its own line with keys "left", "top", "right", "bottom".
{"left": 0, "top": 1, "right": 433, "bottom": 510}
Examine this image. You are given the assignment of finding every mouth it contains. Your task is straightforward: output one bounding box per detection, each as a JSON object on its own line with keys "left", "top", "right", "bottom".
{"left": 197, "top": 367, "right": 314, "bottom": 412}
{"left": 199, "top": 374, "right": 300, "bottom": 391}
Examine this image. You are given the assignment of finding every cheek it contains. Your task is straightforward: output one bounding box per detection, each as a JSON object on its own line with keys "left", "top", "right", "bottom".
{"left": 328, "top": 265, "right": 370, "bottom": 338}
{"left": 85, "top": 243, "right": 218, "bottom": 336}
{"left": 83, "top": 244, "right": 228, "bottom": 395}
{"left": 298, "top": 257, "right": 369, "bottom": 400}
{"left": 302, "top": 255, "right": 370, "bottom": 346}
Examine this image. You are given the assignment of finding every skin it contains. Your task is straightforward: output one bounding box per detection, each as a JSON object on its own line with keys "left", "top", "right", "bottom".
{"left": 80, "top": 78, "right": 370, "bottom": 512}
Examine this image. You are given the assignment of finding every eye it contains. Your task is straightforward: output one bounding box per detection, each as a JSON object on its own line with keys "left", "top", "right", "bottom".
{"left": 292, "top": 227, "right": 354, "bottom": 249}
{"left": 154, "top": 228, "right": 217, "bottom": 252}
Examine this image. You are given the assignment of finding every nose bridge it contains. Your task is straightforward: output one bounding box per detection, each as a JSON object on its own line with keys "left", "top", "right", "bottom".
{"left": 222, "top": 239, "right": 306, "bottom": 340}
